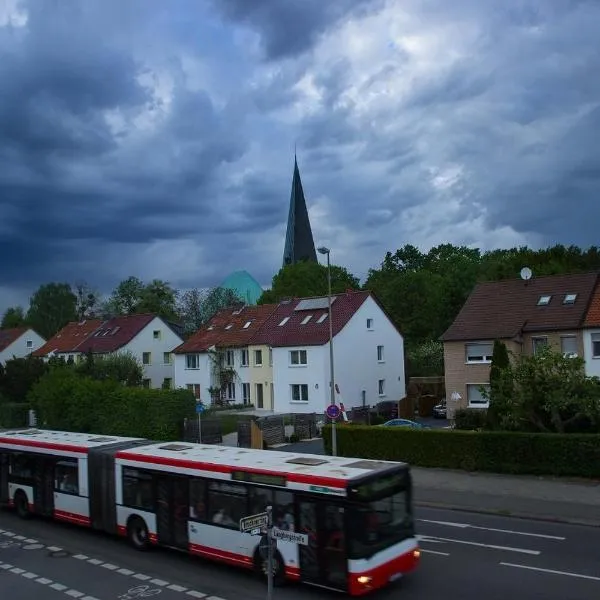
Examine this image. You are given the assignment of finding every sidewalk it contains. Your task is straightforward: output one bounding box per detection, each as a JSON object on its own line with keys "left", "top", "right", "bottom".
{"left": 413, "top": 467, "right": 600, "bottom": 527}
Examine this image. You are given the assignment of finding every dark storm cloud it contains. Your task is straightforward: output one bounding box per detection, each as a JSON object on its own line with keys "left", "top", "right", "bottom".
{"left": 212, "top": 0, "right": 382, "bottom": 60}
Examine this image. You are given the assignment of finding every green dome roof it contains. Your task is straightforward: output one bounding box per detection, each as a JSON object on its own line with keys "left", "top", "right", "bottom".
{"left": 221, "top": 270, "right": 264, "bottom": 305}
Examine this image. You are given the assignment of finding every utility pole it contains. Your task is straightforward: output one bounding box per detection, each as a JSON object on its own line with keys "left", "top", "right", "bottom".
{"left": 266, "top": 505, "right": 273, "bottom": 600}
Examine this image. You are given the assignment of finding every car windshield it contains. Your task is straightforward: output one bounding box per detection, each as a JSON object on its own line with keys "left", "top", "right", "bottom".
{"left": 347, "top": 488, "right": 413, "bottom": 559}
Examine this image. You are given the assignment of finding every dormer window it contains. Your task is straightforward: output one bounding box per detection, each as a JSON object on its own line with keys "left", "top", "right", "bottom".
{"left": 537, "top": 295, "right": 551, "bottom": 306}
{"left": 563, "top": 293, "right": 577, "bottom": 305}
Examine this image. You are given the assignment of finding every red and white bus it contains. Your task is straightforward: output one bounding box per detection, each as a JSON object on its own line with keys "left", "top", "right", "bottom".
{"left": 0, "top": 428, "right": 420, "bottom": 596}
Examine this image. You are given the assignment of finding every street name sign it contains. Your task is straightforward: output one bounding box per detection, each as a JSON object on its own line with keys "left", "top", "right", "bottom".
{"left": 240, "top": 512, "right": 268, "bottom": 533}
{"left": 272, "top": 528, "right": 309, "bottom": 546}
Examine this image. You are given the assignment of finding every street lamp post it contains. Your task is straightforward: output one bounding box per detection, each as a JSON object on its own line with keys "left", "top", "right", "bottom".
{"left": 318, "top": 246, "right": 337, "bottom": 457}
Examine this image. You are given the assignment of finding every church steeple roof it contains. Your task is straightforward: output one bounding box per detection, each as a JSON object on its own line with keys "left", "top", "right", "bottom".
{"left": 282, "top": 155, "right": 317, "bottom": 267}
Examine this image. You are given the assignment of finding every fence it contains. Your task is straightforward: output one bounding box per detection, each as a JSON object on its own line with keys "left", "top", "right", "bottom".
{"left": 182, "top": 417, "right": 223, "bottom": 444}
{"left": 292, "top": 413, "right": 318, "bottom": 440}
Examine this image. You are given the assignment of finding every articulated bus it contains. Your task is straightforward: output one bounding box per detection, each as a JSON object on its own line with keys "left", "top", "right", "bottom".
{"left": 0, "top": 428, "right": 420, "bottom": 596}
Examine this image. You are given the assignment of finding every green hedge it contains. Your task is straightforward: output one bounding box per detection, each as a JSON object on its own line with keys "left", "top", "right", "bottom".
{"left": 323, "top": 424, "right": 600, "bottom": 478}
{"left": 0, "top": 402, "right": 30, "bottom": 428}
{"left": 454, "top": 408, "right": 488, "bottom": 430}
{"left": 28, "top": 368, "right": 196, "bottom": 441}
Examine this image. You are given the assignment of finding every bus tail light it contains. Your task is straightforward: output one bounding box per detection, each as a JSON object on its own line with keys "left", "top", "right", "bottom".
{"left": 357, "top": 575, "right": 372, "bottom": 585}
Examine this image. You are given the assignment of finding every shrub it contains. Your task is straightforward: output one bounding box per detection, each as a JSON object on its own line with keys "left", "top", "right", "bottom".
{"left": 0, "top": 402, "right": 30, "bottom": 428}
{"left": 454, "top": 408, "right": 488, "bottom": 430}
{"left": 322, "top": 424, "right": 600, "bottom": 478}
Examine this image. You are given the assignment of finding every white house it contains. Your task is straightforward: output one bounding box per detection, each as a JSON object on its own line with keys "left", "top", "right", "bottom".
{"left": 253, "top": 291, "right": 406, "bottom": 414}
{"left": 172, "top": 304, "right": 277, "bottom": 404}
{"left": 0, "top": 328, "right": 46, "bottom": 365}
{"left": 34, "top": 315, "right": 183, "bottom": 389}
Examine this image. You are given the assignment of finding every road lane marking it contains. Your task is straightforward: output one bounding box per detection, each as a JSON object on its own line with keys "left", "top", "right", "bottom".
{"left": 421, "top": 535, "right": 540, "bottom": 555}
{"left": 418, "top": 519, "right": 566, "bottom": 540}
{"left": 501, "top": 562, "right": 600, "bottom": 582}
{"left": 421, "top": 549, "right": 450, "bottom": 556}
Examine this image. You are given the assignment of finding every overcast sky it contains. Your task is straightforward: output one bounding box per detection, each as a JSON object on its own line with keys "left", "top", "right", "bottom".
{"left": 1, "top": 0, "right": 599, "bottom": 313}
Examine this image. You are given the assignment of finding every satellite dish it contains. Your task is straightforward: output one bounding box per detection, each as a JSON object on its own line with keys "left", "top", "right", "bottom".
{"left": 520, "top": 267, "right": 533, "bottom": 281}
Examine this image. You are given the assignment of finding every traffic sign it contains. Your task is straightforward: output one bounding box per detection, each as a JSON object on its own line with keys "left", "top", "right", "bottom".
{"left": 240, "top": 512, "right": 268, "bottom": 533}
{"left": 272, "top": 528, "right": 309, "bottom": 546}
{"left": 195, "top": 402, "right": 205, "bottom": 414}
{"left": 325, "top": 404, "right": 341, "bottom": 420}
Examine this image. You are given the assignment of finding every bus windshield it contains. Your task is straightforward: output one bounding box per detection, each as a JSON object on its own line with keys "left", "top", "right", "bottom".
{"left": 347, "top": 484, "right": 413, "bottom": 559}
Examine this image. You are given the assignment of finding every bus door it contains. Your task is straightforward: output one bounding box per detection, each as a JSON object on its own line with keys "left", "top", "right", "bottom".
{"left": 155, "top": 474, "right": 189, "bottom": 550}
{"left": 297, "top": 496, "right": 347, "bottom": 591}
{"left": 0, "top": 452, "right": 8, "bottom": 505}
{"left": 34, "top": 455, "right": 55, "bottom": 516}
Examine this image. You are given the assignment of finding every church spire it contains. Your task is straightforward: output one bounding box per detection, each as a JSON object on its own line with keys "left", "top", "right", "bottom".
{"left": 282, "top": 155, "right": 317, "bottom": 267}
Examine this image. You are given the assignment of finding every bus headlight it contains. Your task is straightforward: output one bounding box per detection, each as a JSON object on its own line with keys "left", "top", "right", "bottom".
{"left": 413, "top": 549, "right": 421, "bottom": 559}
{"left": 357, "top": 575, "right": 372, "bottom": 584}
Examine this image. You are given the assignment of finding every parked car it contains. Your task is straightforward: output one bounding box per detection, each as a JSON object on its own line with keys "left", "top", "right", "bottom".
{"left": 432, "top": 400, "right": 447, "bottom": 419}
{"left": 381, "top": 418, "right": 429, "bottom": 429}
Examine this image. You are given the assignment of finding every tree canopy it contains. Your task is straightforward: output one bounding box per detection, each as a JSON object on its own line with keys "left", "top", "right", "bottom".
{"left": 26, "top": 282, "right": 78, "bottom": 339}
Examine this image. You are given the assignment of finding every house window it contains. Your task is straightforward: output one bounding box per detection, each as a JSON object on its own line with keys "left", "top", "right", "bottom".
{"left": 186, "top": 354, "right": 200, "bottom": 369}
{"left": 242, "top": 383, "right": 251, "bottom": 404}
{"left": 162, "top": 377, "right": 172, "bottom": 389}
{"left": 279, "top": 317, "right": 290, "bottom": 326}
{"left": 26, "top": 340, "right": 33, "bottom": 349}
{"left": 378, "top": 379, "right": 385, "bottom": 396}
{"left": 301, "top": 315, "right": 313, "bottom": 325}
{"left": 254, "top": 349, "right": 263, "bottom": 366}
{"left": 537, "top": 295, "right": 552, "bottom": 306}
{"left": 226, "top": 382, "right": 236, "bottom": 400}
{"left": 153, "top": 330, "right": 161, "bottom": 339}
{"left": 592, "top": 333, "right": 600, "bottom": 358}
{"left": 142, "top": 378, "right": 151, "bottom": 389}
{"left": 243, "top": 321, "right": 252, "bottom": 329}
{"left": 367, "top": 318, "right": 374, "bottom": 330}
{"left": 465, "top": 343, "right": 493, "bottom": 363}
{"left": 377, "top": 345, "right": 384, "bottom": 362}
{"left": 532, "top": 336, "right": 548, "bottom": 355}
{"left": 563, "top": 293, "right": 577, "bottom": 305}
{"left": 163, "top": 352, "right": 171, "bottom": 364}
{"left": 317, "top": 313, "right": 328, "bottom": 323}
{"left": 560, "top": 335, "right": 578, "bottom": 357}
{"left": 467, "top": 384, "right": 490, "bottom": 408}
{"left": 291, "top": 384, "right": 308, "bottom": 402}
{"left": 142, "top": 352, "right": 151, "bottom": 365}
{"left": 241, "top": 349, "right": 249, "bottom": 367}
{"left": 289, "top": 350, "right": 307, "bottom": 365}
{"left": 225, "top": 350, "right": 235, "bottom": 367}
{"left": 186, "top": 383, "right": 201, "bottom": 399}
{"left": 269, "top": 348, "right": 273, "bottom": 366}
{"left": 256, "top": 383, "right": 264, "bottom": 408}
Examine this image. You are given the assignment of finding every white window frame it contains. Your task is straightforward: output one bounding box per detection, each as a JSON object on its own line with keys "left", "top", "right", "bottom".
{"left": 377, "top": 345, "right": 384, "bottom": 362}
{"left": 532, "top": 336, "right": 548, "bottom": 355}
{"left": 242, "top": 382, "right": 251, "bottom": 404}
{"left": 254, "top": 349, "right": 263, "bottom": 366}
{"left": 289, "top": 349, "right": 307, "bottom": 366}
{"left": 226, "top": 382, "right": 236, "bottom": 400}
{"left": 591, "top": 333, "right": 600, "bottom": 359}
{"left": 26, "top": 340, "right": 33, "bottom": 349}
{"left": 186, "top": 354, "right": 200, "bottom": 370}
{"left": 560, "top": 335, "right": 578, "bottom": 357}
{"left": 240, "top": 349, "right": 249, "bottom": 367}
{"left": 378, "top": 379, "right": 385, "bottom": 397}
{"left": 186, "top": 383, "right": 201, "bottom": 399}
{"left": 142, "top": 352, "right": 151, "bottom": 365}
{"left": 225, "top": 349, "right": 235, "bottom": 367}
{"left": 466, "top": 383, "right": 490, "bottom": 408}
{"left": 163, "top": 352, "right": 171, "bottom": 364}
{"left": 269, "top": 348, "right": 273, "bottom": 366}
{"left": 465, "top": 342, "right": 493, "bottom": 364}
{"left": 367, "top": 318, "right": 374, "bottom": 330}
{"left": 153, "top": 330, "right": 161, "bottom": 340}
{"left": 291, "top": 384, "right": 309, "bottom": 403}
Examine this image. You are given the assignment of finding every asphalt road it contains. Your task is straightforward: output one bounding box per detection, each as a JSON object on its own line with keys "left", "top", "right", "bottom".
{"left": 1, "top": 506, "right": 599, "bottom": 600}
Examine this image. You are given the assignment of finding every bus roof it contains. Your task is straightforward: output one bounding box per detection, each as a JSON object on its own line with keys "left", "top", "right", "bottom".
{"left": 116, "top": 441, "right": 407, "bottom": 492}
{"left": 0, "top": 429, "right": 144, "bottom": 454}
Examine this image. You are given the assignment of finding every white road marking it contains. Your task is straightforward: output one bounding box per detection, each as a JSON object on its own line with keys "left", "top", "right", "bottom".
{"left": 88, "top": 558, "right": 103, "bottom": 565}
{"left": 421, "top": 549, "right": 450, "bottom": 556}
{"left": 150, "top": 578, "right": 169, "bottom": 586}
{"left": 101, "top": 563, "right": 118, "bottom": 570}
{"left": 168, "top": 584, "right": 189, "bottom": 591}
{"left": 47, "top": 546, "right": 63, "bottom": 552}
{"left": 65, "top": 590, "right": 85, "bottom": 598}
{"left": 50, "top": 583, "right": 68, "bottom": 591}
{"left": 133, "top": 573, "right": 151, "bottom": 580}
{"left": 501, "top": 562, "right": 600, "bottom": 581}
{"left": 422, "top": 535, "right": 540, "bottom": 555}
{"left": 418, "top": 519, "right": 566, "bottom": 540}
{"left": 73, "top": 554, "right": 89, "bottom": 560}
{"left": 118, "top": 568, "right": 135, "bottom": 576}
{"left": 187, "top": 592, "right": 207, "bottom": 599}
{"left": 36, "top": 577, "right": 53, "bottom": 584}
{"left": 22, "top": 571, "right": 38, "bottom": 579}
{"left": 416, "top": 534, "right": 447, "bottom": 544}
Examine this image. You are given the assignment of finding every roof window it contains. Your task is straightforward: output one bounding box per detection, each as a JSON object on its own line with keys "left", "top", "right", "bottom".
{"left": 301, "top": 315, "right": 313, "bottom": 325}
{"left": 537, "top": 295, "right": 551, "bottom": 306}
{"left": 278, "top": 317, "right": 290, "bottom": 326}
{"left": 317, "top": 313, "right": 328, "bottom": 323}
{"left": 225, "top": 324, "right": 233, "bottom": 330}
{"left": 243, "top": 321, "right": 252, "bottom": 329}
{"left": 563, "top": 293, "right": 577, "bottom": 305}
{"left": 286, "top": 457, "right": 328, "bottom": 466}
{"left": 159, "top": 443, "right": 193, "bottom": 451}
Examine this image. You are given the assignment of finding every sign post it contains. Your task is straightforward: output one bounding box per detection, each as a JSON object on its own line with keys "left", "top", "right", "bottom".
{"left": 196, "top": 400, "right": 205, "bottom": 443}
{"left": 266, "top": 505, "right": 273, "bottom": 600}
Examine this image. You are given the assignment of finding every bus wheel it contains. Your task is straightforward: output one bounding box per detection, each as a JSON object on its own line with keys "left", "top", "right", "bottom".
{"left": 14, "top": 491, "right": 30, "bottom": 520}
{"left": 254, "top": 549, "right": 286, "bottom": 586}
{"left": 127, "top": 516, "right": 150, "bottom": 551}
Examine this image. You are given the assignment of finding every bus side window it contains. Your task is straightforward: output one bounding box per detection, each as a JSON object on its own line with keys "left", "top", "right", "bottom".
{"left": 273, "top": 491, "right": 295, "bottom": 531}
{"left": 248, "top": 487, "right": 272, "bottom": 515}
{"left": 10, "top": 454, "right": 33, "bottom": 480}
{"left": 189, "top": 479, "right": 207, "bottom": 520}
{"left": 55, "top": 460, "right": 79, "bottom": 495}
{"left": 122, "top": 468, "right": 154, "bottom": 511}
{"left": 207, "top": 481, "right": 247, "bottom": 528}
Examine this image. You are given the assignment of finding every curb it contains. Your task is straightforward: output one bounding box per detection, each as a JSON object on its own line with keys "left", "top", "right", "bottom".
{"left": 415, "top": 500, "right": 600, "bottom": 529}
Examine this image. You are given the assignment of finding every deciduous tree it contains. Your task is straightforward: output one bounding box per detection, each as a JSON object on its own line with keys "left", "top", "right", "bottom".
{"left": 26, "top": 283, "right": 78, "bottom": 339}
{"left": 1, "top": 306, "right": 27, "bottom": 329}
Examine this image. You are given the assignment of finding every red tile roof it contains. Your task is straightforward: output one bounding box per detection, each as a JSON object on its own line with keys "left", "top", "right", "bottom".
{"left": 584, "top": 282, "right": 600, "bottom": 327}
{"left": 252, "top": 290, "right": 371, "bottom": 348}
{"left": 75, "top": 314, "right": 156, "bottom": 353}
{"left": 442, "top": 272, "right": 599, "bottom": 342}
{"left": 173, "top": 305, "right": 278, "bottom": 353}
{"left": 32, "top": 320, "right": 103, "bottom": 356}
{"left": 0, "top": 328, "right": 30, "bottom": 352}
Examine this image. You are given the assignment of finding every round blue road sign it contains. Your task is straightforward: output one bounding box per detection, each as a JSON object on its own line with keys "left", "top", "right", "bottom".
{"left": 326, "top": 404, "right": 341, "bottom": 420}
